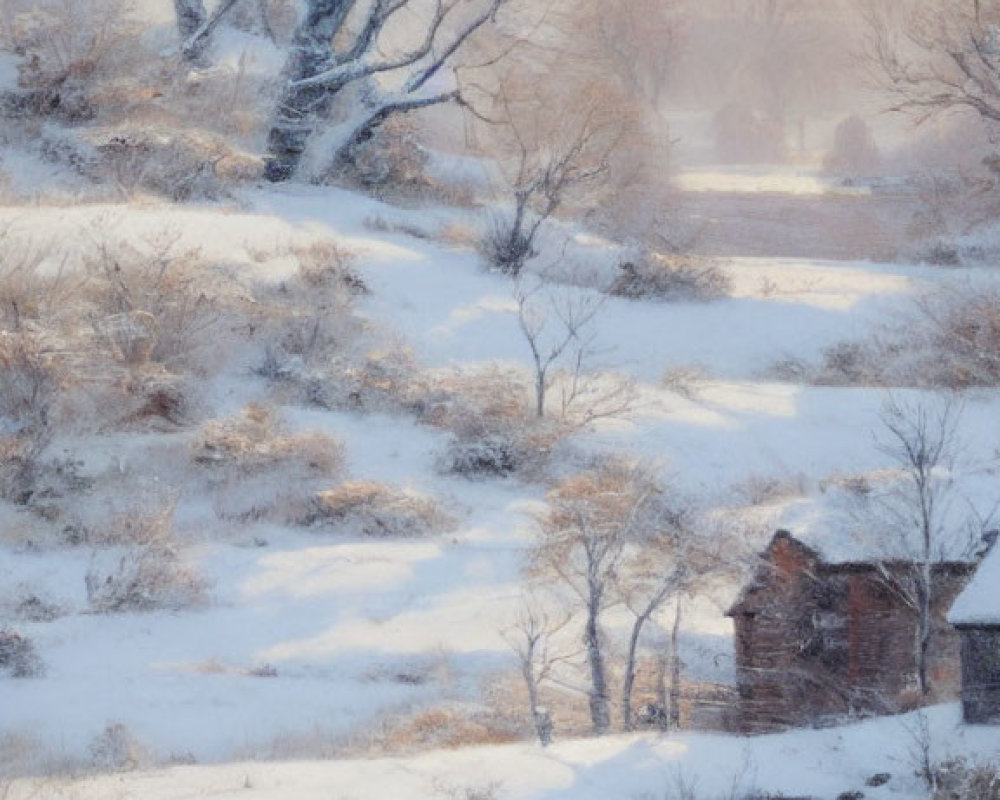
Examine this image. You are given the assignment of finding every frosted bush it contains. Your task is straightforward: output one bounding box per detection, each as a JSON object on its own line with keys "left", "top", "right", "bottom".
{"left": 0, "top": 628, "right": 43, "bottom": 678}
{"left": 304, "top": 481, "right": 455, "bottom": 538}
{"left": 85, "top": 543, "right": 207, "bottom": 613}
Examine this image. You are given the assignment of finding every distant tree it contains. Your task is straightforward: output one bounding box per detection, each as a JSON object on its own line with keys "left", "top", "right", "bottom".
{"left": 823, "top": 115, "right": 880, "bottom": 176}
{"left": 866, "top": 0, "right": 1000, "bottom": 133}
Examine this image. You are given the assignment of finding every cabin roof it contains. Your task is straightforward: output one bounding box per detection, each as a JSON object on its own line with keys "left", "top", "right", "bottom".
{"left": 775, "top": 470, "right": 989, "bottom": 566}
{"left": 949, "top": 540, "right": 1000, "bottom": 626}
{"left": 727, "top": 528, "right": 978, "bottom": 617}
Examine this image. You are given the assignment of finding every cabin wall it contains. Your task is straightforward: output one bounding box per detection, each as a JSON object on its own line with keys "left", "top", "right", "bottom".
{"left": 960, "top": 628, "right": 1000, "bottom": 724}
{"left": 732, "top": 558, "right": 969, "bottom": 732}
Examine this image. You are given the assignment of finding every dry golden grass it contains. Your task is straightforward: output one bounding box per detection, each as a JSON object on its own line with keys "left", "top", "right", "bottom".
{"left": 435, "top": 221, "right": 482, "bottom": 250}
{"left": 192, "top": 404, "right": 343, "bottom": 477}
{"left": 306, "top": 480, "right": 455, "bottom": 537}
{"left": 363, "top": 705, "right": 524, "bottom": 755}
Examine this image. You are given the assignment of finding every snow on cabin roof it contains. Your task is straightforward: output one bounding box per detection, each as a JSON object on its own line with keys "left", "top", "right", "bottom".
{"left": 949, "top": 543, "right": 1000, "bottom": 626}
{"left": 773, "top": 469, "right": 993, "bottom": 566}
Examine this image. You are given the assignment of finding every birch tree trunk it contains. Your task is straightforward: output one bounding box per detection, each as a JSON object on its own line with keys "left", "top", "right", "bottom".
{"left": 620, "top": 609, "right": 649, "bottom": 732}
{"left": 585, "top": 592, "right": 611, "bottom": 734}
{"left": 264, "top": 0, "right": 356, "bottom": 181}
{"left": 916, "top": 560, "right": 932, "bottom": 695}
{"left": 174, "top": 0, "right": 207, "bottom": 46}
{"left": 668, "top": 596, "right": 683, "bottom": 729}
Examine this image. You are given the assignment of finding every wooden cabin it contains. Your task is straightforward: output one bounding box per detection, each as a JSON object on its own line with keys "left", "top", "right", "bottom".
{"left": 727, "top": 530, "right": 975, "bottom": 733}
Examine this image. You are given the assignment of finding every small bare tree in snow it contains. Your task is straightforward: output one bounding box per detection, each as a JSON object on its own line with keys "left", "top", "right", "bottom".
{"left": 481, "top": 88, "right": 616, "bottom": 276}
{"left": 514, "top": 280, "right": 635, "bottom": 423}
{"left": 862, "top": 395, "right": 995, "bottom": 696}
{"left": 529, "top": 458, "right": 661, "bottom": 734}
{"left": 502, "top": 597, "right": 574, "bottom": 746}
{"left": 515, "top": 281, "right": 601, "bottom": 420}
{"left": 263, "top": 0, "right": 509, "bottom": 181}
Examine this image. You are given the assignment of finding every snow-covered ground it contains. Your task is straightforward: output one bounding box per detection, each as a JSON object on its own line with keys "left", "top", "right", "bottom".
{"left": 675, "top": 166, "right": 870, "bottom": 196}
{"left": 10, "top": 705, "right": 1000, "bottom": 800}
{"left": 2, "top": 164, "right": 1000, "bottom": 796}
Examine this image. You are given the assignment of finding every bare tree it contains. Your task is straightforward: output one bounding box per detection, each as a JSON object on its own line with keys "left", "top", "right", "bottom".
{"left": 617, "top": 497, "right": 701, "bottom": 731}
{"left": 666, "top": 596, "right": 684, "bottom": 728}
{"left": 502, "top": 599, "right": 574, "bottom": 746}
{"left": 862, "top": 395, "right": 995, "bottom": 696}
{"left": 471, "top": 0, "right": 678, "bottom": 252}
{"left": 644, "top": 599, "right": 687, "bottom": 731}
{"left": 173, "top": 0, "right": 244, "bottom": 63}
{"left": 514, "top": 281, "right": 602, "bottom": 419}
{"left": 481, "top": 89, "right": 615, "bottom": 276}
{"left": 264, "top": 0, "right": 509, "bottom": 181}
{"left": 866, "top": 0, "right": 1000, "bottom": 131}
{"left": 513, "top": 280, "right": 634, "bottom": 424}
{"left": 529, "top": 458, "right": 661, "bottom": 734}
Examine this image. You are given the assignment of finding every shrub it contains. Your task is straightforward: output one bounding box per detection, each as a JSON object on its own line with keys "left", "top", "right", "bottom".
{"left": 84, "top": 502, "right": 207, "bottom": 613}
{"left": 192, "top": 404, "right": 343, "bottom": 477}
{"left": 90, "top": 502, "right": 177, "bottom": 548}
{"left": 11, "top": 592, "right": 62, "bottom": 623}
{"left": 0, "top": 334, "right": 59, "bottom": 503}
{"left": 86, "top": 127, "right": 260, "bottom": 201}
{"left": 478, "top": 214, "right": 536, "bottom": 277}
{"left": 420, "top": 367, "right": 569, "bottom": 480}
{"left": 0, "top": 628, "right": 43, "bottom": 678}
{"left": 764, "top": 285, "right": 1000, "bottom": 390}
{"left": 371, "top": 705, "right": 521, "bottom": 753}
{"left": 934, "top": 758, "right": 1000, "bottom": 800}
{"left": 304, "top": 481, "right": 455, "bottom": 538}
{"left": 734, "top": 474, "right": 807, "bottom": 506}
{"left": 248, "top": 663, "right": 278, "bottom": 678}
{"left": 293, "top": 241, "right": 366, "bottom": 295}
{"left": 88, "top": 722, "right": 148, "bottom": 772}
{"left": 660, "top": 365, "right": 708, "bottom": 399}
{"left": 813, "top": 341, "right": 883, "bottom": 387}
{"left": 608, "top": 254, "right": 731, "bottom": 302}
{"left": 0, "top": 332, "right": 57, "bottom": 431}
{"left": 438, "top": 421, "right": 568, "bottom": 481}
{"left": 3, "top": 0, "right": 142, "bottom": 124}
{"left": 0, "top": 231, "right": 82, "bottom": 330}
{"left": 85, "top": 542, "right": 207, "bottom": 613}
{"left": 440, "top": 435, "right": 520, "bottom": 479}
{"left": 83, "top": 236, "right": 227, "bottom": 371}
{"left": 250, "top": 241, "right": 367, "bottom": 382}
{"left": 917, "top": 289, "right": 1000, "bottom": 388}
{"left": 331, "top": 115, "right": 430, "bottom": 198}
{"left": 299, "top": 346, "right": 420, "bottom": 413}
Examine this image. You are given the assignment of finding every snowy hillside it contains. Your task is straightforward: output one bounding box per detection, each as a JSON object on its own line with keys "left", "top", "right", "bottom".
{"left": 3, "top": 2, "right": 1000, "bottom": 799}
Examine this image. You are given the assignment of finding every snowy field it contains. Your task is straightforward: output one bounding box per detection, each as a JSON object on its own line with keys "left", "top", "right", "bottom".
{"left": 2, "top": 165, "right": 1000, "bottom": 798}
{"left": 10, "top": 705, "right": 1000, "bottom": 800}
